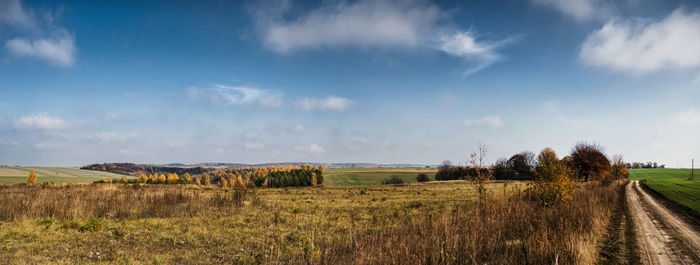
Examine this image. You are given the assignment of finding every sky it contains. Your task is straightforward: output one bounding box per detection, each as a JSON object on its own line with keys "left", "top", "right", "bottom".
{"left": 0, "top": 0, "right": 699, "bottom": 167}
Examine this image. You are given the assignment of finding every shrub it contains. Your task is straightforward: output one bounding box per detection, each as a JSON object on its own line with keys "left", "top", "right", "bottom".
{"left": 27, "top": 170, "right": 37, "bottom": 184}
{"left": 382, "top": 176, "right": 404, "bottom": 185}
{"left": 416, "top": 173, "right": 429, "bottom": 182}
{"left": 531, "top": 147, "right": 576, "bottom": 206}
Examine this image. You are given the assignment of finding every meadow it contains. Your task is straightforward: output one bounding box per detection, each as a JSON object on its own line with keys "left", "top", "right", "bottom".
{"left": 323, "top": 167, "right": 436, "bottom": 186}
{"left": 0, "top": 166, "right": 127, "bottom": 184}
{"left": 0, "top": 179, "right": 625, "bottom": 265}
{"left": 629, "top": 168, "right": 700, "bottom": 214}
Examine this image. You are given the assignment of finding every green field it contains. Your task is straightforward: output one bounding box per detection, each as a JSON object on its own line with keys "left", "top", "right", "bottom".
{"left": 324, "top": 168, "right": 437, "bottom": 186}
{"left": 0, "top": 166, "right": 128, "bottom": 184}
{"left": 629, "top": 168, "right": 700, "bottom": 214}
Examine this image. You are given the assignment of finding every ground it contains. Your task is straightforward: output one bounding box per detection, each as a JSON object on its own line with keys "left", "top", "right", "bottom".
{"left": 626, "top": 180, "right": 700, "bottom": 264}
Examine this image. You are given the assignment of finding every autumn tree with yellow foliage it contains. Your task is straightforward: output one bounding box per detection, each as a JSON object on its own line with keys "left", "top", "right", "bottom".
{"left": 531, "top": 148, "right": 576, "bottom": 206}
{"left": 27, "top": 170, "right": 37, "bottom": 184}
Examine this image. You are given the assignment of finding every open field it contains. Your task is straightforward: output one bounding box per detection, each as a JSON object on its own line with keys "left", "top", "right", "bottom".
{"left": 629, "top": 168, "right": 700, "bottom": 215}
{"left": 0, "top": 167, "right": 127, "bottom": 184}
{"left": 0, "top": 180, "right": 628, "bottom": 264}
{"left": 0, "top": 181, "right": 508, "bottom": 264}
{"left": 324, "top": 167, "right": 437, "bottom": 186}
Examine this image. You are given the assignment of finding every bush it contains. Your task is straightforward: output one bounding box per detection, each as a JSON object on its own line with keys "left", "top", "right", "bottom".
{"left": 416, "top": 173, "right": 429, "bottom": 182}
{"left": 382, "top": 176, "right": 405, "bottom": 185}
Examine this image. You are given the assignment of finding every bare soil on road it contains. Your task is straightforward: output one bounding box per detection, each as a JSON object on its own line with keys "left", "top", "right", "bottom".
{"left": 627, "top": 180, "right": 700, "bottom": 265}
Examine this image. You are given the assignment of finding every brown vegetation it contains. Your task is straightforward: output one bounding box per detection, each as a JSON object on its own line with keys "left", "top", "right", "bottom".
{"left": 315, "top": 182, "right": 624, "bottom": 265}
{"left": 0, "top": 184, "right": 249, "bottom": 220}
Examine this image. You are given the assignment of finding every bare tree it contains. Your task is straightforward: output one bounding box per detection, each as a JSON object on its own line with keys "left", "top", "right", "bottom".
{"left": 468, "top": 143, "right": 490, "bottom": 206}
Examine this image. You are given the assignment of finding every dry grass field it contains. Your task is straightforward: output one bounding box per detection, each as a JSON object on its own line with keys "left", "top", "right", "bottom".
{"left": 0, "top": 167, "right": 127, "bottom": 184}
{"left": 0, "top": 180, "right": 625, "bottom": 265}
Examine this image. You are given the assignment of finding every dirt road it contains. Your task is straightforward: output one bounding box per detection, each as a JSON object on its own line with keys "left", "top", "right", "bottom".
{"left": 627, "top": 180, "right": 700, "bottom": 265}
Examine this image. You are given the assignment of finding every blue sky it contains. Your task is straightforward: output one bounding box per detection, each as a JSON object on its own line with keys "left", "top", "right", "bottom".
{"left": 1, "top": 0, "right": 699, "bottom": 167}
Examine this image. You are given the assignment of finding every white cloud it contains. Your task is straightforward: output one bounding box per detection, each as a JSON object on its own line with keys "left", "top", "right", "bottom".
{"left": 257, "top": 0, "right": 439, "bottom": 54}
{"left": 15, "top": 112, "right": 70, "bottom": 130}
{"left": 298, "top": 96, "right": 354, "bottom": 111}
{"left": 1, "top": 0, "right": 76, "bottom": 67}
{"left": 245, "top": 142, "right": 265, "bottom": 150}
{"left": 464, "top": 114, "right": 503, "bottom": 128}
{"left": 580, "top": 9, "right": 700, "bottom": 74}
{"left": 5, "top": 33, "right": 75, "bottom": 66}
{"left": 294, "top": 144, "right": 325, "bottom": 154}
{"left": 437, "top": 31, "right": 510, "bottom": 75}
{"left": 188, "top": 85, "right": 282, "bottom": 108}
{"left": 675, "top": 108, "right": 700, "bottom": 125}
{"left": 532, "top": 0, "right": 608, "bottom": 21}
{"left": 255, "top": 0, "right": 512, "bottom": 75}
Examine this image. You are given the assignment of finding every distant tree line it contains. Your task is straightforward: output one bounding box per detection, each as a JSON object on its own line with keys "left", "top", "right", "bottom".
{"left": 81, "top": 163, "right": 210, "bottom": 176}
{"left": 436, "top": 141, "right": 628, "bottom": 183}
{"left": 625, "top": 162, "right": 665, "bottom": 169}
{"left": 93, "top": 165, "right": 323, "bottom": 188}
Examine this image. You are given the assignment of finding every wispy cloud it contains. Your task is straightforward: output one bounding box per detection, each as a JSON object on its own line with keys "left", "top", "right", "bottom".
{"left": 88, "top": 132, "right": 139, "bottom": 142}
{"left": 245, "top": 142, "right": 265, "bottom": 150}
{"left": 254, "top": 0, "right": 513, "bottom": 75}
{"left": 5, "top": 32, "right": 75, "bottom": 67}
{"left": 15, "top": 112, "right": 70, "bottom": 130}
{"left": 1, "top": 0, "right": 76, "bottom": 67}
{"left": 298, "top": 96, "right": 354, "bottom": 111}
{"left": 532, "top": 0, "right": 610, "bottom": 21}
{"left": 675, "top": 108, "right": 700, "bottom": 126}
{"left": 464, "top": 114, "right": 503, "bottom": 128}
{"left": 437, "top": 31, "right": 512, "bottom": 75}
{"left": 0, "top": 0, "right": 37, "bottom": 31}
{"left": 188, "top": 85, "right": 282, "bottom": 108}
{"left": 294, "top": 144, "right": 325, "bottom": 154}
{"left": 580, "top": 9, "right": 700, "bottom": 74}
{"left": 558, "top": 115, "right": 592, "bottom": 129}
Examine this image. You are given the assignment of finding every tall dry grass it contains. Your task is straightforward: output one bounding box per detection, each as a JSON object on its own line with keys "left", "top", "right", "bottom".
{"left": 0, "top": 183, "right": 250, "bottom": 220}
{"left": 308, "top": 182, "right": 623, "bottom": 265}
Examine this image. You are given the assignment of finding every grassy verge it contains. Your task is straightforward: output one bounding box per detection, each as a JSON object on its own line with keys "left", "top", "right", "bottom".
{"left": 629, "top": 168, "right": 700, "bottom": 215}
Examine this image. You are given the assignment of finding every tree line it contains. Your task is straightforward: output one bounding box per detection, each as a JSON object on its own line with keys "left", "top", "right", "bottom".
{"left": 437, "top": 142, "right": 628, "bottom": 183}
{"left": 90, "top": 165, "right": 323, "bottom": 188}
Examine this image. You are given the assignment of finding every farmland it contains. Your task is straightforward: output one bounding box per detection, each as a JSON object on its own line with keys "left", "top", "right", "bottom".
{"left": 629, "top": 168, "right": 700, "bottom": 215}
{"left": 0, "top": 166, "right": 435, "bottom": 186}
{"left": 323, "top": 167, "right": 436, "bottom": 186}
{"left": 0, "top": 166, "right": 128, "bottom": 184}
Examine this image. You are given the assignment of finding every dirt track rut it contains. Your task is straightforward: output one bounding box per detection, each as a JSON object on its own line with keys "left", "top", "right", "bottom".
{"left": 627, "top": 180, "right": 700, "bottom": 265}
